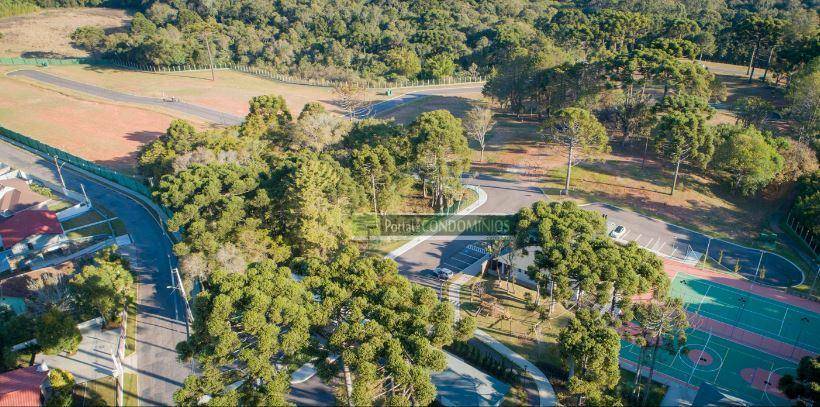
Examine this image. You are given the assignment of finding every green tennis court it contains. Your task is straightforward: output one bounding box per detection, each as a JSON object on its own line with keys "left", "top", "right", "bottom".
{"left": 621, "top": 329, "right": 797, "bottom": 405}
{"left": 670, "top": 272, "right": 820, "bottom": 354}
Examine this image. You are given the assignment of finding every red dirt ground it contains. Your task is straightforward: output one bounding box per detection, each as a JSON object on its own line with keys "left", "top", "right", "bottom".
{"left": 0, "top": 75, "right": 174, "bottom": 172}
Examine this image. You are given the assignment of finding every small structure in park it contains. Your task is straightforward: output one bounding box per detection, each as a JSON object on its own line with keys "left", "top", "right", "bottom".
{"left": 476, "top": 295, "right": 510, "bottom": 319}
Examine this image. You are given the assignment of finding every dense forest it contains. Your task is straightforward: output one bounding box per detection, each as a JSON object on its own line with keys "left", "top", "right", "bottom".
{"left": 62, "top": 0, "right": 819, "bottom": 83}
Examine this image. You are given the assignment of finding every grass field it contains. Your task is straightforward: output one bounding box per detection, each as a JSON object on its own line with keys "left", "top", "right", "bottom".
{"left": 0, "top": 0, "right": 38, "bottom": 19}
{"left": 123, "top": 373, "right": 138, "bottom": 406}
{"left": 0, "top": 7, "right": 129, "bottom": 58}
{"left": 73, "top": 375, "right": 117, "bottom": 406}
{"left": 459, "top": 275, "right": 571, "bottom": 372}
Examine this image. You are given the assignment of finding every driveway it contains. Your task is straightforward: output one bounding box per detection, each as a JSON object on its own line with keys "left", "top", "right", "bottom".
{"left": 7, "top": 69, "right": 244, "bottom": 126}
{"left": 396, "top": 172, "right": 544, "bottom": 289}
{"left": 0, "top": 139, "right": 191, "bottom": 406}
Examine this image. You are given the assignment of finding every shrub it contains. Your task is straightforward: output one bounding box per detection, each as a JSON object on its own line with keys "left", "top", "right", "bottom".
{"left": 45, "top": 368, "right": 74, "bottom": 407}
{"left": 35, "top": 308, "right": 81, "bottom": 355}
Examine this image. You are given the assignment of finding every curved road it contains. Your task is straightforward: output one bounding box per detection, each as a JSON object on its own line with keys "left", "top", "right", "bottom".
{"left": 0, "top": 139, "right": 190, "bottom": 405}
{"left": 7, "top": 69, "right": 244, "bottom": 126}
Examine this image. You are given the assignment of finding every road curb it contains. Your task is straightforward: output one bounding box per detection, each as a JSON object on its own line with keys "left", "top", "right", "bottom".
{"left": 386, "top": 184, "right": 488, "bottom": 260}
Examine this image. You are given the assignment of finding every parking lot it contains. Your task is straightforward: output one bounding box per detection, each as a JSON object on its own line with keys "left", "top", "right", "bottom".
{"left": 586, "top": 203, "right": 805, "bottom": 287}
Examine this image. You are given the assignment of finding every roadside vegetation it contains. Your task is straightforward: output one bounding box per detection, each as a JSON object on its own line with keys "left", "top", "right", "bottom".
{"left": 0, "top": 0, "right": 38, "bottom": 18}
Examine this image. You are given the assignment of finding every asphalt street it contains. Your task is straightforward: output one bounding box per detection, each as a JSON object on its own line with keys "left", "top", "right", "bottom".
{"left": 394, "top": 173, "right": 545, "bottom": 290}
{"left": 0, "top": 139, "right": 191, "bottom": 405}
{"left": 7, "top": 69, "right": 244, "bottom": 125}
{"left": 588, "top": 203, "right": 804, "bottom": 287}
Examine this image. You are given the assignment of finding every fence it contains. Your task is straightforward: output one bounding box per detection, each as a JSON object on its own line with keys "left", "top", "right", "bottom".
{"left": 0, "top": 57, "right": 485, "bottom": 90}
{"left": 786, "top": 211, "right": 819, "bottom": 257}
{"left": 0, "top": 57, "right": 103, "bottom": 66}
{"left": 0, "top": 126, "right": 152, "bottom": 197}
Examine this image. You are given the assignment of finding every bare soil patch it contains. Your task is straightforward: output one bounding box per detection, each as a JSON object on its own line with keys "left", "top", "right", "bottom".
{"left": 0, "top": 73, "right": 172, "bottom": 172}
{"left": 43, "top": 65, "right": 386, "bottom": 118}
{"left": 0, "top": 7, "right": 129, "bottom": 58}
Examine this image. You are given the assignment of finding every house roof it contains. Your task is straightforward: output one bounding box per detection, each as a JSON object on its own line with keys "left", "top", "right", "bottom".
{"left": 0, "top": 365, "right": 47, "bottom": 407}
{"left": 0, "top": 263, "right": 74, "bottom": 299}
{"left": 692, "top": 383, "right": 749, "bottom": 406}
{"left": 0, "top": 210, "right": 63, "bottom": 249}
{"left": 0, "top": 179, "right": 50, "bottom": 215}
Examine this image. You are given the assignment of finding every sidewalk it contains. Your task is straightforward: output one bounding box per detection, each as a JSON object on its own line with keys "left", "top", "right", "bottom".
{"left": 446, "top": 266, "right": 558, "bottom": 407}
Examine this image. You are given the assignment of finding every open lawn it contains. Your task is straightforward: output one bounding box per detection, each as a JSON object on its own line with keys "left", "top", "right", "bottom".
{"left": 0, "top": 67, "right": 173, "bottom": 172}
{"left": 459, "top": 275, "right": 571, "bottom": 374}
{"left": 43, "top": 64, "right": 385, "bottom": 118}
{"left": 123, "top": 373, "right": 138, "bottom": 407}
{"left": 383, "top": 93, "right": 484, "bottom": 125}
{"left": 73, "top": 375, "right": 117, "bottom": 407}
{"left": 0, "top": 8, "right": 129, "bottom": 58}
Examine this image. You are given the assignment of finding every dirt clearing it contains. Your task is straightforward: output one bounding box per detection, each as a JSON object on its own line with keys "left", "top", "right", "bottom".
{"left": 0, "top": 8, "right": 129, "bottom": 58}
{"left": 0, "top": 72, "right": 172, "bottom": 172}
{"left": 41, "top": 65, "right": 388, "bottom": 118}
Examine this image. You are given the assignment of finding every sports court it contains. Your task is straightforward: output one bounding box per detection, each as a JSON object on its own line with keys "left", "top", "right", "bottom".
{"left": 671, "top": 272, "right": 820, "bottom": 357}
{"left": 621, "top": 329, "right": 797, "bottom": 405}
{"left": 621, "top": 272, "right": 820, "bottom": 405}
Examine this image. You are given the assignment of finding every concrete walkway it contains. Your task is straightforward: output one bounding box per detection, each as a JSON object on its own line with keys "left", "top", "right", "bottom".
{"left": 446, "top": 266, "right": 558, "bottom": 407}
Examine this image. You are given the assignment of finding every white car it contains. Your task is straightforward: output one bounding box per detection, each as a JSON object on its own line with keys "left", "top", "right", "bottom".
{"left": 434, "top": 267, "right": 454, "bottom": 280}
{"left": 610, "top": 225, "right": 626, "bottom": 239}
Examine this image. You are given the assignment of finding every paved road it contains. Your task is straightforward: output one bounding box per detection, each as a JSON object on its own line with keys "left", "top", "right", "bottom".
{"left": 7, "top": 69, "right": 244, "bottom": 125}
{"left": 0, "top": 139, "right": 191, "bottom": 405}
{"left": 394, "top": 173, "right": 544, "bottom": 290}
{"left": 588, "top": 203, "right": 804, "bottom": 287}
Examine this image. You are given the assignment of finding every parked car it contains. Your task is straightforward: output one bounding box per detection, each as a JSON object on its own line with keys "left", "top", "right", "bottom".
{"left": 434, "top": 267, "right": 454, "bottom": 280}
{"left": 610, "top": 225, "right": 626, "bottom": 239}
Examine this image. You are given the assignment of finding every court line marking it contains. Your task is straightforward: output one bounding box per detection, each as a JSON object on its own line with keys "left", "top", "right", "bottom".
{"left": 778, "top": 309, "right": 789, "bottom": 337}
{"left": 679, "top": 273, "right": 818, "bottom": 320}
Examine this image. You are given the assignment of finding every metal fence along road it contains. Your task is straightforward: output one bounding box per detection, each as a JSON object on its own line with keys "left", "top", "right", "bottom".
{"left": 0, "top": 57, "right": 486, "bottom": 90}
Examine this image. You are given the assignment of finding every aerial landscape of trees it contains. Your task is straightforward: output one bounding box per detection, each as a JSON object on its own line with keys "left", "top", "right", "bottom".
{"left": 43, "top": 0, "right": 812, "bottom": 404}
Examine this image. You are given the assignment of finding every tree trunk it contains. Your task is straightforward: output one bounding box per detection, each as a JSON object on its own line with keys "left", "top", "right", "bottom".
{"left": 204, "top": 34, "right": 215, "bottom": 82}
{"left": 634, "top": 346, "right": 646, "bottom": 396}
{"left": 641, "top": 137, "right": 649, "bottom": 169}
{"left": 548, "top": 279, "right": 556, "bottom": 319}
{"left": 748, "top": 42, "right": 759, "bottom": 83}
{"left": 370, "top": 172, "right": 378, "bottom": 214}
{"left": 564, "top": 142, "right": 573, "bottom": 194}
{"left": 342, "top": 359, "right": 355, "bottom": 407}
{"left": 762, "top": 46, "right": 775, "bottom": 81}
{"left": 642, "top": 335, "right": 662, "bottom": 407}
{"left": 671, "top": 158, "right": 682, "bottom": 195}
{"left": 480, "top": 146, "right": 485, "bottom": 162}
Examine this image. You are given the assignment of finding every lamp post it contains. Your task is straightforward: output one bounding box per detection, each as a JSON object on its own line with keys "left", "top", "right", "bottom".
{"left": 731, "top": 297, "right": 748, "bottom": 338}
{"left": 791, "top": 316, "right": 810, "bottom": 358}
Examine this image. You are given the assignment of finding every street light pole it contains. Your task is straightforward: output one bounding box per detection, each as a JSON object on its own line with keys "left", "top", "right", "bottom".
{"left": 53, "top": 155, "right": 67, "bottom": 194}
{"left": 792, "top": 317, "right": 810, "bottom": 358}
{"left": 731, "top": 297, "right": 747, "bottom": 338}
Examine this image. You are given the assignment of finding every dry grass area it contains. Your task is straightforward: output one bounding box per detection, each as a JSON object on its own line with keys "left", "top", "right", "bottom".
{"left": 0, "top": 7, "right": 129, "bottom": 58}
{"left": 382, "top": 93, "right": 485, "bottom": 125}
{"left": 44, "top": 65, "right": 387, "bottom": 118}
{"left": 0, "top": 67, "right": 173, "bottom": 172}
{"left": 460, "top": 275, "right": 571, "bottom": 371}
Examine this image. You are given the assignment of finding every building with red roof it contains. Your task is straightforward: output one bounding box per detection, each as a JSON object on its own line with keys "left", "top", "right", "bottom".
{"left": 0, "top": 210, "right": 64, "bottom": 254}
{"left": 0, "top": 365, "right": 48, "bottom": 407}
